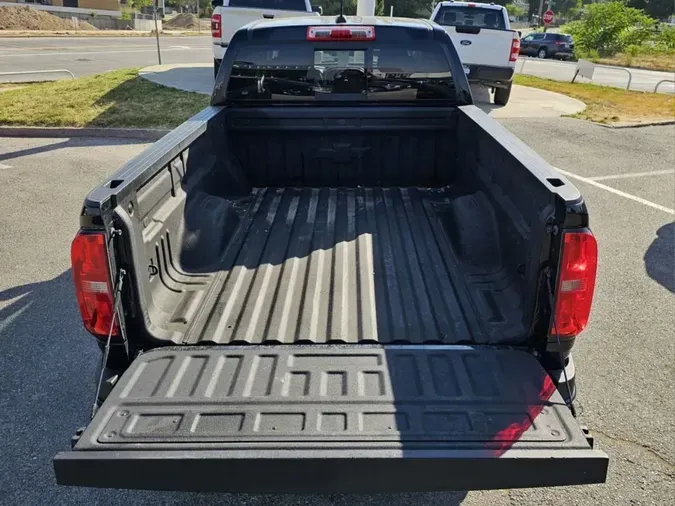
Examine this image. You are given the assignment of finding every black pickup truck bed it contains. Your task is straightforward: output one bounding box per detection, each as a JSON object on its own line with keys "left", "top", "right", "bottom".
{"left": 185, "top": 186, "right": 502, "bottom": 346}
{"left": 54, "top": 102, "right": 607, "bottom": 491}
{"left": 55, "top": 17, "right": 608, "bottom": 490}
{"left": 119, "top": 105, "right": 544, "bottom": 348}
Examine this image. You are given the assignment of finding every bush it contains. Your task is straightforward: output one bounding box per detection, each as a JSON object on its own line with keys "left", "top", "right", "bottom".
{"left": 655, "top": 25, "right": 675, "bottom": 50}
{"left": 574, "top": 47, "right": 600, "bottom": 60}
{"left": 565, "top": 2, "right": 656, "bottom": 56}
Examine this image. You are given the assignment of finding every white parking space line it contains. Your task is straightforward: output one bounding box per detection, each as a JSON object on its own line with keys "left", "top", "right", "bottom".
{"left": 3, "top": 44, "right": 160, "bottom": 51}
{"left": 0, "top": 162, "right": 12, "bottom": 170}
{"left": 556, "top": 167, "right": 675, "bottom": 215}
{"left": 589, "top": 169, "right": 675, "bottom": 181}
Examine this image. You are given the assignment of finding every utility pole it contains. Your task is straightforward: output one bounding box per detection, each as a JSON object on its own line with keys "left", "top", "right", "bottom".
{"left": 153, "top": 0, "right": 162, "bottom": 65}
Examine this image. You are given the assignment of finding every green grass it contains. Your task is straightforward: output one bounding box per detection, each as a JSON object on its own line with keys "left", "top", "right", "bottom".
{"left": 593, "top": 51, "right": 675, "bottom": 73}
{"left": 0, "top": 69, "right": 209, "bottom": 128}
{"left": 515, "top": 74, "right": 675, "bottom": 124}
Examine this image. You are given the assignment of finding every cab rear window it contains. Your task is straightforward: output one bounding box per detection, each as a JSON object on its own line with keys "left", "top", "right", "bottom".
{"left": 225, "top": 42, "right": 457, "bottom": 103}
{"left": 434, "top": 6, "right": 506, "bottom": 30}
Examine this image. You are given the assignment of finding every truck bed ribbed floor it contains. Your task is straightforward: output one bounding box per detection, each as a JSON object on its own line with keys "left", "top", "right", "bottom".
{"left": 187, "top": 187, "right": 483, "bottom": 345}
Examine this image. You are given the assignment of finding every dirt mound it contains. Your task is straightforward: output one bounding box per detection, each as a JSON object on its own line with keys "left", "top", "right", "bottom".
{"left": 0, "top": 6, "right": 97, "bottom": 31}
{"left": 163, "top": 13, "right": 209, "bottom": 31}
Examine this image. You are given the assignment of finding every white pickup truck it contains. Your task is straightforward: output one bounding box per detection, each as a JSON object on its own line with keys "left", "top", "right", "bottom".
{"left": 430, "top": 1, "right": 520, "bottom": 105}
{"left": 211, "top": 0, "right": 320, "bottom": 77}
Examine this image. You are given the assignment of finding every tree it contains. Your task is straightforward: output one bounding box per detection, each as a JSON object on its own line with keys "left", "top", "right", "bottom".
{"left": 127, "top": 0, "right": 153, "bottom": 9}
{"left": 383, "top": 0, "right": 430, "bottom": 17}
{"left": 627, "top": 0, "right": 674, "bottom": 21}
{"left": 564, "top": 1, "right": 656, "bottom": 56}
{"left": 553, "top": 0, "right": 582, "bottom": 17}
{"left": 505, "top": 3, "right": 527, "bottom": 19}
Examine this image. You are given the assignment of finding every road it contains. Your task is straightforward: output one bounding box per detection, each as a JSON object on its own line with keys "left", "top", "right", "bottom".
{"left": 0, "top": 35, "right": 673, "bottom": 94}
{"left": 0, "top": 36, "right": 213, "bottom": 79}
{"left": 0, "top": 119, "right": 673, "bottom": 505}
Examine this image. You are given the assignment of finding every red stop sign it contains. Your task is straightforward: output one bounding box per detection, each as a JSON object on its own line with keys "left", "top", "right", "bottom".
{"left": 543, "top": 10, "right": 554, "bottom": 24}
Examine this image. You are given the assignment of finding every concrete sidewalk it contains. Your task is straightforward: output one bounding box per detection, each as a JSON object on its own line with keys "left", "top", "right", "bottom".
{"left": 139, "top": 63, "right": 586, "bottom": 119}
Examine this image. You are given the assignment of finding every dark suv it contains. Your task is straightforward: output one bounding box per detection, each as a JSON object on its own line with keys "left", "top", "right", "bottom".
{"left": 520, "top": 32, "right": 574, "bottom": 60}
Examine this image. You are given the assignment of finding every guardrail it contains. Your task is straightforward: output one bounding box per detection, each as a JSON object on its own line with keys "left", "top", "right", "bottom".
{"left": 0, "top": 69, "right": 75, "bottom": 83}
{"left": 654, "top": 79, "right": 675, "bottom": 93}
{"left": 516, "top": 57, "right": 675, "bottom": 93}
{"left": 612, "top": 66, "right": 633, "bottom": 91}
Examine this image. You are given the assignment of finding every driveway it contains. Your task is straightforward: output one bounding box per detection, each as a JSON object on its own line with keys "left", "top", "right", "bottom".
{"left": 0, "top": 120, "right": 673, "bottom": 505}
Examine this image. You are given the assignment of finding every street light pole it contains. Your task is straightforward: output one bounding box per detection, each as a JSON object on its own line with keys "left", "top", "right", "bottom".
{"left": 153, "top": 0, "right": 162, "bottom": 65}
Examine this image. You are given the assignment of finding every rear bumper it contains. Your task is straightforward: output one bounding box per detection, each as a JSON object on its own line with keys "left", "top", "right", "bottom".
{"left": 466, "top": 65, "right": 514, "bottom": 87}
{"left": 212, "top": 42, "right": 227, "bottom": 60}
{"left": 55, "top": 447, "right": 608, "bottom": 493}
{"left": 554, "top": 50, "right": 575, "bottom": 59}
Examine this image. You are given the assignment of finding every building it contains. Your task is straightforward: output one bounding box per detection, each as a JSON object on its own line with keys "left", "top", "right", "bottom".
{"left": 2, "top": 0, "right": 120, "bottom": 12}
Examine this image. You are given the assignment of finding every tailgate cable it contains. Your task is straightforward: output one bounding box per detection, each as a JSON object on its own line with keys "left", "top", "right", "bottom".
{"left": 545, "top": 267, "right": 577, "bottom": 417}
{"left": 91, "top": 267, "right": 127, "bottom": 420}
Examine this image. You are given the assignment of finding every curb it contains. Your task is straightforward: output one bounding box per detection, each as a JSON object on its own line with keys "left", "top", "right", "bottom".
{"left": 598, "top": 120, "right": 675, "bottom": 129}
{"left": 0, "top": 126, "right": 170, "bottom": 140}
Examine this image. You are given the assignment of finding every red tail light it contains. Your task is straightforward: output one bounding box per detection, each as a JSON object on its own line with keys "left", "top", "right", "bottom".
{"left": 555, "top": 40, "right": 565, "bottom": 46}
{"left": 71, "top": 231, "right": 119, "bottom": 339}
{"left": 211, "top": 14, "right": 222, "bottom": 39}
{"left": 552, "top": 231, "right": 598, "bottom": 338}
{"left": 510, "top": 37, "right": 520, "bottom": 62}
{"left": 307, "top": 26, "right": 375, "bottom": 41}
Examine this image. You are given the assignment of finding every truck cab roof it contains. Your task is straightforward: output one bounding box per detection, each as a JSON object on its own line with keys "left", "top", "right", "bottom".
{"left": 435, "top": 1, "right": 506, "bottom": 10}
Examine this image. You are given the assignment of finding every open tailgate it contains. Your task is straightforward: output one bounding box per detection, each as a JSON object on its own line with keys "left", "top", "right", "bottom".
{"left": 54, "top": 346, "right": 607, "bottom": 492}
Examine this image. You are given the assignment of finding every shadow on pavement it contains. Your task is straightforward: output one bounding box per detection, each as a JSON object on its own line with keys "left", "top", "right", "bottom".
{"left": 644, "top": 222, "right": 675, "bottom": 293}
{"left": 0, "top": 271, "right": 469, "bottom": 505}
{"left": 470, "top": 84, "right": 502, "bottom": 114}
{"left": 89, "top": 76, "right": 208, "bottom": 128}
{"left": 0, "top": 137, "right": 150, "bottom": 163}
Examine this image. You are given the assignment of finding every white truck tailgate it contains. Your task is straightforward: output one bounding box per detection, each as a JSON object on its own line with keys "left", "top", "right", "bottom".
{"left": 443, "top": 27, "right": 514, "bottom": 67}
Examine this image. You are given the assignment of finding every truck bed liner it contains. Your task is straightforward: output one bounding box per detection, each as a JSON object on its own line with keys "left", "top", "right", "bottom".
{"left": 187, "top": 187, "right": 491, "bottom": 345}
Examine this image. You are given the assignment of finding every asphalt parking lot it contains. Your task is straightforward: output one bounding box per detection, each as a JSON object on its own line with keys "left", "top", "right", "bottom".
{"left": 0, "top": 119, "right": 673, "bottom": 505}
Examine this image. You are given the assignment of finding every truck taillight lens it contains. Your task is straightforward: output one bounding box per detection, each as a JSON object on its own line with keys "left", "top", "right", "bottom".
{"left": 510, "top": 37, "right": 521, "bottom": 62}
{"left": 211, "top": 14, "right": 221, "bottom": 39}
{"left": 307, "top": 26, "right": 375, "bottom": 41}
{"left": 71, "top": 231, "right": 118, "bottom": 339}
{"left": 552, "top": 231, "right": 598, "bottom": 338}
